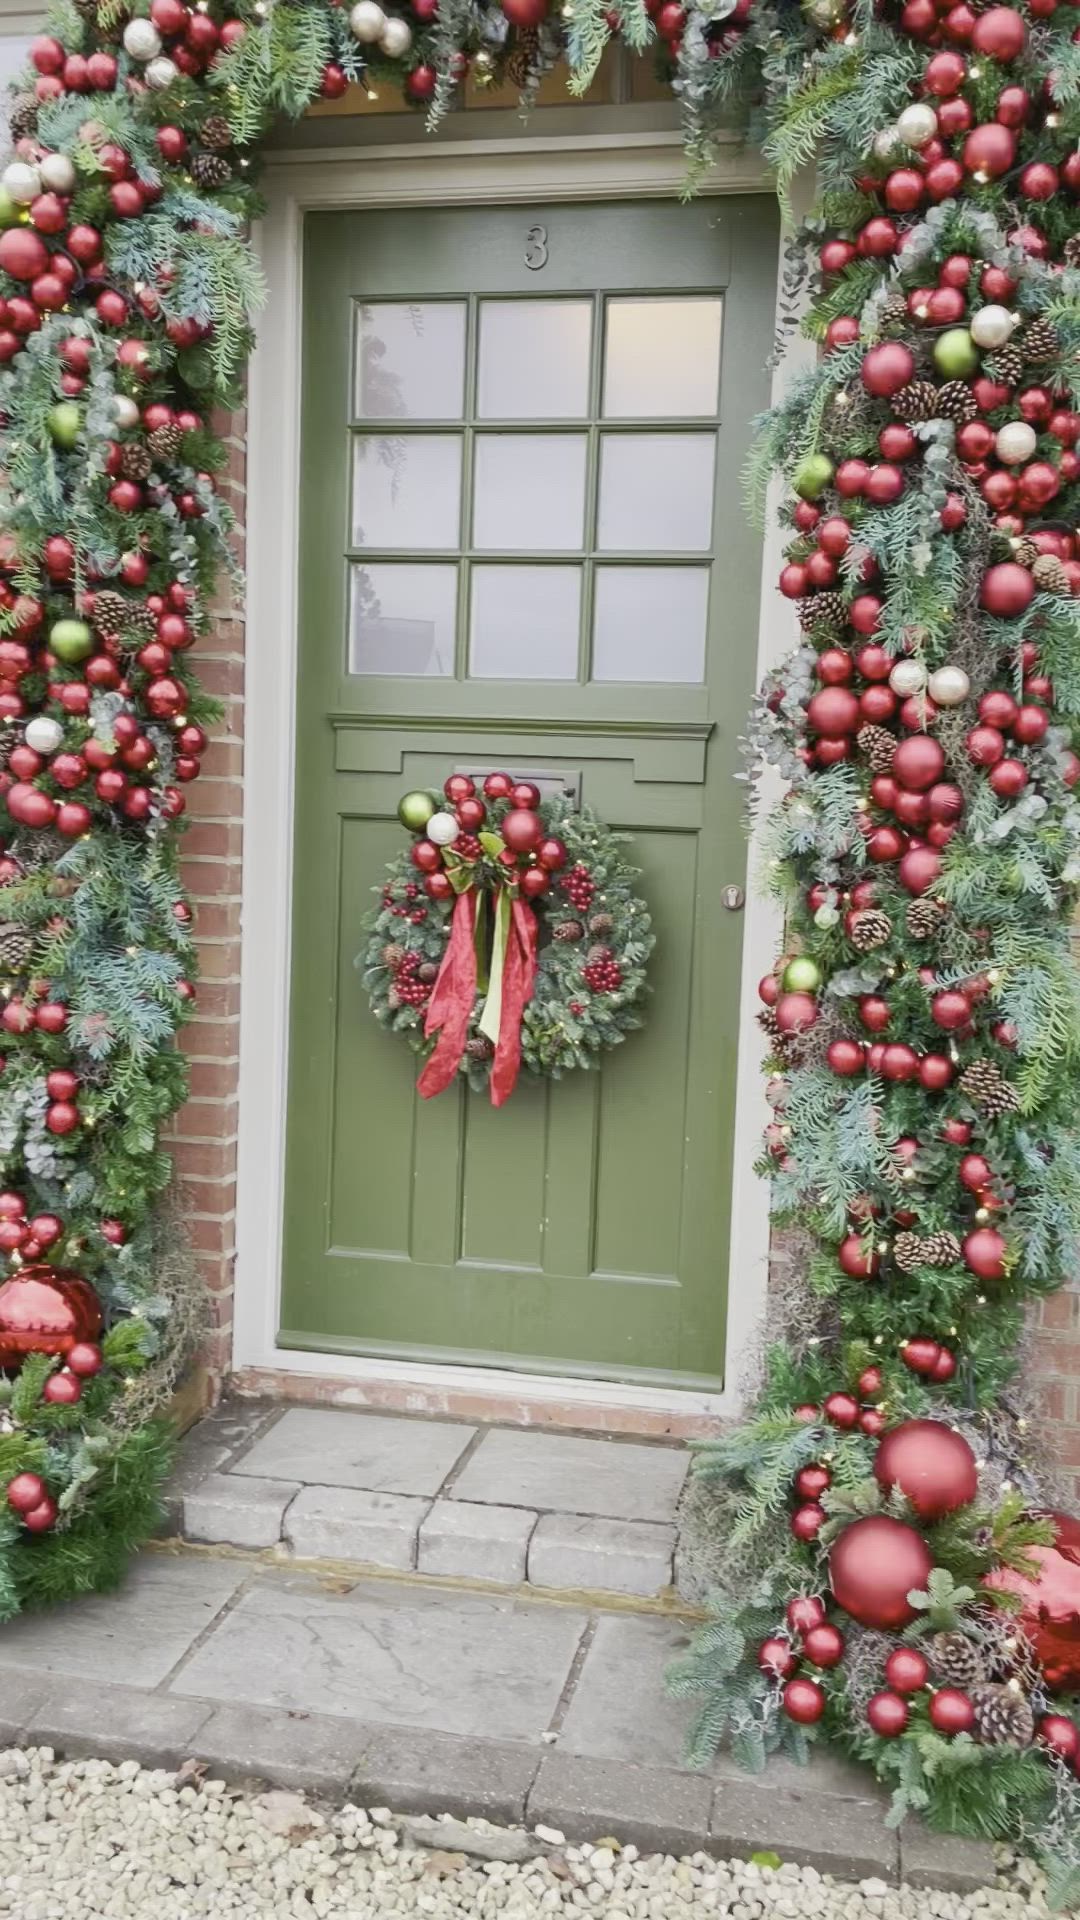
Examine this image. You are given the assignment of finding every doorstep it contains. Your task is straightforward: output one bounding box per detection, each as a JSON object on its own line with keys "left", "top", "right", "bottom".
{"left": 0, "top": 1548, "right": 993, "bottom": 1891}
{"left": 165, "top": 1398, "right": 691, "bottom": 1600}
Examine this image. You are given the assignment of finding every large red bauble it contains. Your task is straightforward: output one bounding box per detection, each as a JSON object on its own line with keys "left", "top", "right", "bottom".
{"left": 775, "top": 991, "right": 818, "bottom": 1035}
{"left": 930, "top": 1689, "right": 976, "bottom": 1734}
{"left": 0, "top": 228, "right": 49, "bottom": 283}
{"left": 962, "top": 1226, "right": 1006, "bottom": 1280}
{"left": 980, "top": 562, "right": 1034, "bottom": 617}
{"left": 893, "top": 735, "right": 944, "bottom": 793}
{"left": 867, "top": 1691, "right": 910, "bottom": 1738}
{"left": 783, "top": 1677, "right": 826, "bottom": 1725}
{"left": 807, "top": 687, "right": 860, "bottom": 737}
{"left": 874, "top": 1419, "right": 978, "bottom": 1520}
{"left": 861, "top": 343, "right": 915, "bottom": 398}
{"left": 829, "top": 1516, "right": 933, "bottom": 1630}
{"left": 983, "top": 1513, "right": 1080, "bottom": 1691}
{"left": 885, "top": 1647, "right": 929, "bottom": 1694}
{"left": 963, "top": 123, "right": 1016, "bottom": 179}
{"left": 0, "top": 1266, "right": 102, "bottom": 1368}
{"left": 970, "top": 6, "right": 1026, "bottom": 59}
{"left": 501, "top": 808, "right": 542, "bottom": 853}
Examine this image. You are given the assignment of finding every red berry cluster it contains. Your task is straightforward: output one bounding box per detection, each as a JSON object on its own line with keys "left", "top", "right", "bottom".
{"left": 381, "top": 880, "right": 428, "bottom": 926}
{"left": 560, "top": 862, "right": 595, "bottom": 911}
{"left": 392, "top": 951, "right": 432, "bottom": 1009}
{"left": 582, "top": 948, "right": 622, "bottom": 994}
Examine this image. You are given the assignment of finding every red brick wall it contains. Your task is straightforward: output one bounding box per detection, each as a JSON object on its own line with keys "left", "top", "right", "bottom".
{"left": 1031, "top": 1278, "right": 1080, "bottom": 1502}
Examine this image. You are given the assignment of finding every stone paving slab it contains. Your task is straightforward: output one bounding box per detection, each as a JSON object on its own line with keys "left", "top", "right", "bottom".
{"left": 193, "top": 1701, "right": 369, "bottom": 1798}
{"left": 710, "top": 1774, "right": 899, "bottom": 1883}
{"left": 451, "top": 1428, "right": 689, "bottom": 1524}
{"left": 0, "top": 1554, "right": 244, "bottom": 1689}
{"left": 29, "top": 1678, "right": 214, "bottom": 1772}
{"left": 528, "top": 1752, "right": 715, "bottom": 1859}
{"left": 350, "top": 1726, "right": 540, "bottom": 1826}
{"left": 418, "top": 1499, "right": 537, "bottom": 1584}
{"left": 558, "top": 1614, "right": 696, "bottom": 1768}
{"left": 528, "top": 1513, "right": 675, "bottom": 1597}
{"left": 230, "top": 1407, "right": 476, "bottom": 1496}
{"left": 184, "top": 1472, "right": 300, "bottom": 1549}
{"left": 284, "top": 1484, "right": 430, "bottom": 1567}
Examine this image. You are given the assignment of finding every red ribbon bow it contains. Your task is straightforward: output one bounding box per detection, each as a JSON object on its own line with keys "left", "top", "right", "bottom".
{"left": 417, "top": 883, "right": 538, "bottom": 1106}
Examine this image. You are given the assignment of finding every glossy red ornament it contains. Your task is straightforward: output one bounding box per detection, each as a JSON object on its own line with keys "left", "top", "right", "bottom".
{"left": 758, "top": 1636, "right": 798, "bottom": 1679}
{"left": 867, "top": 1691, "right": 910, "bottom": 1737}
{"left": 980, "top": 562, "right": 1035, "bottom": 618}
{"left": 783, "top": 1677, "right": 826, "bottom": 1725}
{"left": 43, "top": 1369, "right": 81, "bottom": 1405}
{"left": 0, "top": 1266, "right": 102, "bottom": 1367}
{"left": 859, "top": 995, "right": 890, "bottom": 1032}
{"left": 1037, "top": 1715, "right": 1080, "bottom": 1765}
{"left": 861, "top": 343, "right": 915, "bottom": 398}
{"left": 858, "top": 1365, "right": 883, "bottom": 1398}
{"left": 502, "top": 808, "right": 543, "bottom": 853}
{"left": 838, "top": 1235, "right": 878, "bottom": 1279}
{"left": 930, "top": 1689, "right": 976, "bottom": 1734}
{"left": 829, "top": 1516, "right": 933, "bottom": 1630}
{"left": 775, "top": 992, "right": 818, "bottom": 1035}
{"left": 827, "top": 1038, "right": 865, "bottom": 1077}
{"left": 886, "top": 1647, "right": 929, "bottom": 1694}
{"left": 881, "top": 1043, "right": 919, "bottom": 1082}
{"left": 983, "top": 1512, "right": 1080, "bottom": 1690}
{"left": 970, "top": 6, "right": 1026, "bottom": 59}
{"left": 6, "top": 1470, "right": 46, "bottom": 1514}
{"left": 824, "top": 1391, "right": 860, "bottom": 1429}
{"left": 918, "top": 1055, "right": 954, "bottom": 1092}
{"left": 795, "top": 1464, "right": 831, "bottom": 1500}
{"left": 963, "top": 123, "right": 1016, "bottom": 178}
{"left": 23, "top": 1494, "right": 58, "bottom": 1532}
{"left": 0, "top": 229, "right": 49, "bottom": 283}
{"left": 930, "top": 990, "right": 970, "bottom": 1031}
{"left": 874, "top": 1419, "right": 978, "bottom": 1520}
{"left": 924, "top": 48, "right": 967, "bottom": 92}
{"left": 807, "top": 688, "right": 860, "bottom": 737}
{"left": 791, "top": 1502, "right": 827, "bottom": 1541}
{"left": 786, "top": 1595, "right": 826, "bottom": 1635}
{"left": 67, "top": 1340, "right": 102, "bottom": 1377}
{"left": 857, "top": 217, "right": 899, "bottom": 258}
{"left": 902, "top": 1337, "right": 943, "bottom": 1377}
{"left": 803, "top": 1622, "right": 845, "bottom": 1668}
{"left": 963, "top": 1226, "right": 1006, "bottom": 1280}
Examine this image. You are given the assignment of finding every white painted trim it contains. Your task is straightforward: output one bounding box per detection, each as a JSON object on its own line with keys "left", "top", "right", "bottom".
{"left": 235, "top": 126, "right": 796, "bottom": 1425}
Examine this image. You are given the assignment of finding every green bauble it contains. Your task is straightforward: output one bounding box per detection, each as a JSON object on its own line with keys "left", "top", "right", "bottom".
{"left": 933, "top": 329, "right": 980, "bottom": 380}
{"left": 0, "top": 189, "right": 20, "bottom": 230}
{"left": 49, "top": 618, "right": 93, "bottom": 664}
{"left": 783, "top": 955, "right": 823, "bottom": 994}
{"left": 398, "top": 789, "right": 437, "bottom": 833}
{"left": 47, "top": 402, "right": 82, "bottom": 450}
{"left": 793, "top": 453, "right": 835, "bottom": 501}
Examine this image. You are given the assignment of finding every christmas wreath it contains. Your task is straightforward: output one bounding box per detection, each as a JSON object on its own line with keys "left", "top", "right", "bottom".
{"left": 359, "top": 772, "right": 654, "bottom": 1104}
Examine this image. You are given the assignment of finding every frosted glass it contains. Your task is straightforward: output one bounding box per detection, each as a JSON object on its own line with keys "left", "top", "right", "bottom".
{"left": 477, "top": 301, "right": 592, "bottom": 419}
{"left": 354, "top": 303, "right": 466, "bottom": 420}
{"left": 473, "top": 435, "right": 588, "bottom": 551}
{"left": 592, "top": 568, "right": 709, "bottom": 683}
{"left": 351, "top": 434, "right": 462, "bottom": 550}
{"left": 603, "top": 298, "right": 724, "bottom": 418}
{"left": 349, "top": 563, "right": 457, "bottom": 677}
{"left": 469, "top": 567, "right": 581, "bottom": 680}
{"left": 597, "top": 433, "right": 716, "bottom": 552}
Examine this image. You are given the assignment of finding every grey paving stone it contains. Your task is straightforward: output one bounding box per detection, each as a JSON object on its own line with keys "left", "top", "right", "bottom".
{"left": 559, "top": 1614, "right": 696, "bottom": 1768}
{"left": 284, "top": 1485, "right": 429, "bottom": 1568}
{"left": 184, "top": 1473, "right": 300, "bottom": 1549}
{"left": 452, "top": 1429, "right": 688, "bottom": 1524}
{"left": 899, "top": 1821, "right": 996, "bottom": 1893}
{"left": 0, "top": 1667, "right": 51, "bottom": 1746}
{"left": 351, "top": 1725, "right": 539, "bottom": 1825}
{"left": 0, "top": 1554, "right": 245, "bottom": 1689}
{"left": 161, "top": 1403, "right": 284, "bottom": 1530}
{"left": 168, "top": 1571, "right": 589, "bottom": 1744}
{"left": 712, "top": 1744, "right": 890, "bottom": 1801}
{"left": 710, "top": 1777, "right": 899, "bottom": 1882}
{"left": 418, "top": 1499, "right": 536, "bottom": 1584}
{"left": 528, "top": 1513, "right": 675, "bottom": 1597}
{"left": 30, "top": 1680, "right": 214, "bottom": 1771}
{"left": 232, "top": 1408, "right": 475, "bottom": 1497}
{"left": 195, "top": 1701, "right": 369, "bottom": 1797}
{"left": 528, "top": 1753, "right": 713, "bottom": 1857}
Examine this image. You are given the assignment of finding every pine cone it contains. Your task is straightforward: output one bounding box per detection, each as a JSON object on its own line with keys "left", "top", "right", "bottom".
{"left": 1020, "top": 316, "right": 1057, "bottom": 364}
{"left": 200, "top": 112, "right": 234, "bottom": 152}
{"left": 893, "top": 381, "right": 938, "bottom": 423}
{"left": 1065, "top": 235, "right": 1080, "bottom": 270}
{"left": 381, "top": 942, "right": 405, "bottom": 969}
{"left": 923, "top": 1229, "right": 962, "bottom": 1266}
{"left": 971, "top": 1681, "right": 1035, "bottom": 1748}
{"left": 586, "top": 944, "right": 612, "bottom": 967}
{"left": 0, "top": 723, "right": 16, "bottom": 774}
{"left": 126, "top": 602, "right": 159, "bottom": 640}
{"left": 189, "top": 151, "right": 232, "bottom": 191}
{"left": 988, "top": 343, "right": 1023, "bottom": 386}
{"left": 466, "top": 1034, "right": 494, "bottom": 1060}
{"left": 506, "top": 24, "right": 540, "bottom": 88}
{"left": 848, "top": 907, "right": 891, "bottom": 952}
{"left": 91, "top": 589, "right": 129, "bottom": 639}
{"left": 149, "top": 422, "right": 183, "bottom": 463}
{"left": 553, "top": 920, "right": 584, "bottom": 943}
{"left": 857, "top": 724, "right": 897, "bottom": 774}
{"left": 120, "top": 441, "right": 153, "bottom": 483}
{"left": 892, "top": 1232, "right": 923, "bottom": 1273}
{"left": 798, "top": 590, "right": 847, "bottom": 634}
{"left": 588, "top": 913, "right": 614, "bottom": 936}
{"left": 1032, "top": 553, "right": 1069, "bottom": 596}
{"left": 0, "top": 922, "right": 31, "bottom": 972}
{"left": 758, "top": 1006, "right": 780, "bottom": 1042}
{"left": 1013, "top": 536, "right": 1040, "bottom": 568}
{"left": 877, "top": 291, "right": 909, "bottom": 335}
{"left": 906, "top": 897, "right": 945, "bottom": 939}
{"left": 959, "top": 1058, "right": 1020, "bottom": 1116}
{"left": 8, "top": 94, "right": 38, "bottom": 142}
{"left": 936, "top": 380, "right": 978, "bottom": 424}
{"left": 929, "top": 1632, "right": 987, "bottom": 1691}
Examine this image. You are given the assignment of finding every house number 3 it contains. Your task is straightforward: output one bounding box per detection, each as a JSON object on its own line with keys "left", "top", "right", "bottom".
{"left": 524, "top": 225, "right": 548, "bottom": 271}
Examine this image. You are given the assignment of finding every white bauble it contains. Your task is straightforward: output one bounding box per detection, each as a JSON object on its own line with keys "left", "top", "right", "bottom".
{"left": 24, "top": 716, "right": 63, "bottom": 756}
{"left": 814, "top": 903, "right": 840, "bottom": 930}
{"left": 889, "top": 659, "right": 927, "bottom": 697}
{"left": 112, "top": 394, "right": 140, "bottom": 430}
{"left": 426, "top": 810, "right": 460, "bottom": 847}
{"left": 123, "top": 17, "right": 162, "bottom": 60}
{"left": 2, "top": 161, "right": 41, "bottom": 206}
{"left": 349, "top": 0, "right": 387, "bottom": 40}
{"left": 969, "top": 304, "right": 1017, "bottom": 351}
{"left": 896, "top": 102, "right": 938, "bottom": 149}
{"left": 872, "top": 127, "right": 904, "bottom": 164}
{"left": 379, "top": 14, "right": 412, "bottom": 55}
{"left": 927, "top": 665, "right": 970, "bottom": 707}
{"left": 38, "top": 152, "right": 76, "bottom": 193}
{"left": 996, "top": 420, "right": 1038, "bottom": 465}
{"left": 145, "top": 54, "right": 179, "bottom": 88}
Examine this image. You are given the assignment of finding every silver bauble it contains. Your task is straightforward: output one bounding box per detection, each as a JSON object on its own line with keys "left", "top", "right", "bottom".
{"left": 349, "top": 0, "right": 387, "bottom": 39}
{"left": 896, "top": 102, "right": 938, "bottom": 149}
{"left": 426, "top": 810, "right": 460, "bottom": 847}
{"left": 24, "top": 716, "right": 63, "bottom": 756}
{"left": 122, "top": 17, "right": 162, "bottom": 60}
{"left": 145, "top": 55, "right": 179, "bottom": 88}
{"left": 926, "top": 665, "right": 970, "bottom": 707}
{"left": 38, "top": 152, "right": 76, "bottom": 193}
{"left": 379, "top": 14, "right": 413, "bottom": 55}
{"left": 872, "top": 127, "right": 904, "bottom": 164}
{"left": 969, "top": 304, "right": 1017, "bottom": 351}
{"left": 995, "top": 420, "right": 1037, "bottom": 466}
{"left": 111, "top": 394, "right": 140, "bottom": 430}
{"left": 889, "top": 659, "right": 927, "bottom": 697}
{"left": 2, "top": 161, "right": 40, "bottom": 206}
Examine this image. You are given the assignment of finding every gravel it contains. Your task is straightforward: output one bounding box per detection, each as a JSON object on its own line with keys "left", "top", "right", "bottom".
{"left": 0, "top": 1745, "right": 1054, "bottom": 1920}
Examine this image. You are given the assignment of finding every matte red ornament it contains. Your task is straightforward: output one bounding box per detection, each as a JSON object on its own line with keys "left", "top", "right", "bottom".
{"left": 980, "top": 563, "right": 1034, "bottom": 617}
{"left": 970, "top": 6, "right": 1026, "bottom": 59}
{"left": 791, "top": 1502, "right": 827, "bottom": 1541}
{"left": 829, "top": 1515, "right": 933, "bottom": 1629}
{"left": 803, "top": 1623, "right": 845, "bottom": 1668}
{"left": 838, "top": 1234, "right": 879, "bottom": 1279}
{"left": 902, "top": 1337, "right": 942, "bottom": 1377}
{"left": 0, "top": 1266, "right": 102, "bottom": 1368}
{"left": 827, "top": 1038, "right": 865, "bottom": 1077}
{"left": 786, "top": 1595, "right": 826, "bottom": 1635}
{"left": 930, "top": 1688, "right": 976, "bottom": 1734}
{"left": 963, "top": 123, "right": 1016, "bottom": 179}
{"left": 867, "top": 1691, "right": 910, "bottom": 1737}
{"left": 983, "top": 1512, "right": 1080, "bottom": 1690}
{"left": 962, "top": 1226, "right": 1007, "bottom": 1280}
{"left": 783, "top": 1677, "right": 826, "bottom": 1724}
{"left": 1037, "top": 1714, "right": 1080, "bottom": 1765}
{"left": 758, "top": 1636, "right": 798, "bottom": 1678}
{"left": 885, "top": 1647, "right": 929, "bottom": 1694}
{"left": 775, "top": 992, "right": 818, "bottom": 1035}
{"left": 861, "top": 343, "right": 915, "bottom": 398}
{"left": 873, "top": 1419, "right": 978, "bottom": 1519}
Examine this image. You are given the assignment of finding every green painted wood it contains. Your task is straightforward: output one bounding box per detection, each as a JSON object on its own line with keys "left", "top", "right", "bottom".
{"left": 281, "top": 196, "right": 778, "bottom": 1387}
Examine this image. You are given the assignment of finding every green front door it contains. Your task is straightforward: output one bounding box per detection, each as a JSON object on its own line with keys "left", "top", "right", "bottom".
{"left": 281, "top": 195, "right": 778, "bottom": 1389}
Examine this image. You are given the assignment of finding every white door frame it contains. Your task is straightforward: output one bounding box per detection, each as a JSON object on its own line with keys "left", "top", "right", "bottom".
{"left": 234, "top": 123, "right": 810, "bottom": 1424}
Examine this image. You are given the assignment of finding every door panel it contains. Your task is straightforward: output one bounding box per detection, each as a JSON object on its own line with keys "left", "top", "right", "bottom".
{"left": 282, "top": 198, "right": 778, "bottom": 1389}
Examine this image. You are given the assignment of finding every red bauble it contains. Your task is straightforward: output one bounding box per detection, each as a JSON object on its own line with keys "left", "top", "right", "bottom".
{"left": 520, "top": 868, "right": 549, "bottom": 900}
{"left": 817, "top": 648, "right": 853, "bottom": 686}
{"left": 861, "top": 343, "right": 915, "bottom": 399}
{"left": 902, "top": 1336, "right": 942, "bottom": 1376}
{"left": 807, "top": 687, "right": 860, "bottom": 737}
{"left": 783, "top": 1677, "right": 826, "bottom": 1725}
{"left": 1037, "top": 1714, "right": 1080, "bottom": 1765}
{"left": 930, "top": 1689, "right": 976, "bottom": 1734}
{"left": 919, "top": 1054, "right": 954, "bottom": 1091}
{"left": 502, "top": 0, "right": 547, "bottom": 20}
{"left": 962, "top": 1226, "right": 1007, "bottom": 1280}
{"left": 924, "top": 48, "right": 967, "bottom": 92}
{"left": 795, "top": 1464, "right": 831, "bottom": 1500}
{"left": 0, "top": 1266, "right": 102, "bottom": 1368}
{"left": 838, "top": 1234, "right": 878, "bottom": 1279}
{"left": 983, "top": 1512, "right": 1080, "bottom": 1690}
{"left": 829, "top": 1515, "right": 933, "bottom": 1629}
{"left": 867, "top": 1691, "right": 910, "bottom": 1737}
{"left": 791, "top": 1502, "right": 827, "bottom": 1541}
{"left": 980, "top": 562, "right": 1034, "bottom": 617}
{"left": 758, "top": 1636, "right": 798, "bottom": 1679}
{"left": 775, "top": 992, "right": 818, "bottom": 1035}
{"left": 6, "top": 1470, "right": 46, "bottom": 1514}
{"left": 43, "top": 1369, "right": 81, "bottom": 1405}
{"left": 444, "top": 773, "right": 475, "bottom": 803}
{"left": 893, "top": 736, "right": 943, "bottom": 797}
{"left": 930, "top": 990, "right": 970, "bottom": 1032}
{"left": 958, "top": 1152, "right": 991, "bottom": 1192}
{"left": 873, "top": 1419, "right": 978, "bottom": 1520}
{"left": 425, "top": 872, "right": 453, "bottom": 901}
{"left": 501, "top": 808, "right": 543, "bottom": 853}
{"left": 23, "top": 1496, "right": 57, "bottom": 1533}
{"left": 827, "top": 1038, "right": 865, "bottom": 1077}
{"left": 899, "top": 847, "right": 941, "bottom": 897}
{"left": 885, "top": 1647, "right": 929, "bottom": 1694}
{"left": 803, "top": 1622, "right": 845, "bottom": 1668}
{"left": 970, "top": 6, "right": 1026, "bottom": 59}
{"left": 67, "top": 1340, "right": 103, "bottom": 1377}
{"left": 824, "top": 1391, "right": 860, "bottom": 1429}
{"left": 0, "top": 228, "right": 50, "bottom": 283}
{"left": 787, "top": 1595, "right": 826, "bottom": 1635}
{"left": 537, "top": 836, "right": 567, "bottom": 872}
{"left": 963, "top": 123, "right": 1016, "bottom": 179}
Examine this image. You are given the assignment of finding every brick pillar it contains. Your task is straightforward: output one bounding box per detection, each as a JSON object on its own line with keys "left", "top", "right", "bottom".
{"left": 1031, "top": 1282, "right": 1080, "bottom": 1503}
{"left": 167, "top": 403, "right": 247, "bottom": 1403}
